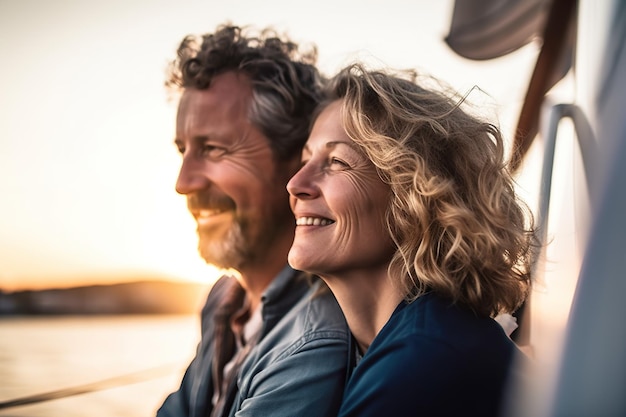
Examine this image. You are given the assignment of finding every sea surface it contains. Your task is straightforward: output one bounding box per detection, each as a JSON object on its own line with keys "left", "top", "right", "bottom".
{"left": 0, "top": 314, "right": 200, "bottom": 417}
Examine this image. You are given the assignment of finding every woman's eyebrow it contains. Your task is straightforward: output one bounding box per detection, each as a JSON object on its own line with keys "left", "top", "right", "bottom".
{"left": 325, "top": 140, "right": 361, "bottom": 153}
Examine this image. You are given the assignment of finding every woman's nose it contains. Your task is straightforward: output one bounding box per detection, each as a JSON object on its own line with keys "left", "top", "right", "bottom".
{"left": 287, "top": 163, "right": 319, "bottom": 200}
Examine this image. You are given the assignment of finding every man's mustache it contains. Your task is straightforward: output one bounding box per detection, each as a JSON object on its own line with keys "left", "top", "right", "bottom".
{"left": 186, "top": 192, "right": 236, "bottom": 212}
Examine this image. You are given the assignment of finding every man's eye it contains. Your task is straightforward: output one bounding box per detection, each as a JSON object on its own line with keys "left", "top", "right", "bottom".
{"left": 203, "top": 145, "right": 227, "bottom": 159}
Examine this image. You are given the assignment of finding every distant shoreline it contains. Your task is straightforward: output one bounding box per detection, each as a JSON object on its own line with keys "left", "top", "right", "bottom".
{"left": 0, "top": 280, "right": 211, "bottom": 315}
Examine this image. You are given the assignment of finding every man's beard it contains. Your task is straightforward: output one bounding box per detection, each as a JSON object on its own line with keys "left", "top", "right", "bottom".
{"left": 197, "top": 216, "right": 251, "bottom": 270}
{"left": 196, "top": 211, "right": 291, "bottom": 270}
{"left": 188, "top": 190, "right": 292, "bottom": 271}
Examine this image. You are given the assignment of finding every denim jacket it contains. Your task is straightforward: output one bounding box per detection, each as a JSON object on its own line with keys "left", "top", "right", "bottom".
{"left": 157, "top": 266, "right": 350, "bottom": 417}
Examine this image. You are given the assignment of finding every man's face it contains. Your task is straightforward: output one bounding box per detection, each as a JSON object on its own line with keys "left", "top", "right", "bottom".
{"left": 175, "top": 72, "right": 297, "bottom": 270}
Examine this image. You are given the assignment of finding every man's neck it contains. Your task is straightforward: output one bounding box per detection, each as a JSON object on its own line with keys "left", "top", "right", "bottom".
{"left": 233, "top": 257, "right": 288, "bottom": 314}
{"left": 234, "top": 228, "right": 294, "bottom": 313}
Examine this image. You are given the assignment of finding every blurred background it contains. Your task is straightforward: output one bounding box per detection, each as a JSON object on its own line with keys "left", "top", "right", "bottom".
{"left": 0, "top": 0, "right": 542, "bottom": 416}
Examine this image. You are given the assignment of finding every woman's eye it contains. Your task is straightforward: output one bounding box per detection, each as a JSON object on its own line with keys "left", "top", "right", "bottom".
{"left": 329, "top": 157, "right": 350, "bottom": 170}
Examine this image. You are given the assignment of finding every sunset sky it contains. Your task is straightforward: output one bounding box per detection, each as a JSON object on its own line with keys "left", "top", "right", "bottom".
{"left": 0, "top": 0, "right": 540, "bottom": 291}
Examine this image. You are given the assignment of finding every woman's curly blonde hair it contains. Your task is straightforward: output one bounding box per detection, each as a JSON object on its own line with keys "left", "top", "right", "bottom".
{"left": 323, "top": 63, "right": 537, "bottom": 317}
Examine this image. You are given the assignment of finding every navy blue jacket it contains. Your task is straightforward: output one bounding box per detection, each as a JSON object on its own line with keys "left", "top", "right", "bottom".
{"left": 339, "top": 292, "right": 526, "bottom": 417}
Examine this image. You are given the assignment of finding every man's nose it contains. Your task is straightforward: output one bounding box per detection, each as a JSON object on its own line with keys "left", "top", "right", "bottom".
{"left": 175, "top": 158, "right": 210, "bottom": 195}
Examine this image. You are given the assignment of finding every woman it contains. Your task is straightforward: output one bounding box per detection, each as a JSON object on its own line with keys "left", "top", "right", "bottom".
{"left": 287, "top": 64, "right": 535, "bottom": 417}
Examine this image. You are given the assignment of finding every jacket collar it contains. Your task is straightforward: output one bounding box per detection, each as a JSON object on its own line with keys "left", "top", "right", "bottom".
{"left": 260, "top": 265, "right": 311, "bottom": 335}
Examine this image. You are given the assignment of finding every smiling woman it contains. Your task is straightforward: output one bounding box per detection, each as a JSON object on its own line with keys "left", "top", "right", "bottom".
{"left": 287, "top": 63, "right": 537, "bottom": 417}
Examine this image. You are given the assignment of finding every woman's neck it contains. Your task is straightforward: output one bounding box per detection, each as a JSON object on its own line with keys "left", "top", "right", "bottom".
{"left": 321, "top": 267, "right": 404, "bottom": 354}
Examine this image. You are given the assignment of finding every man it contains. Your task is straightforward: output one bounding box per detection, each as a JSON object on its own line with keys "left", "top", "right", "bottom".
{"left": 156, "top": 24, "right": 350, "bottom": 417}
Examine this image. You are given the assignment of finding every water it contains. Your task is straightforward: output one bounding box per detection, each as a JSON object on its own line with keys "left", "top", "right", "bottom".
{"left": 0, "top": 315, "right": 200, "bottom": 417}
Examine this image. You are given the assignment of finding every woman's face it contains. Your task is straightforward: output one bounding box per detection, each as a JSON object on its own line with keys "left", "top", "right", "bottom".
{"left": 287, "top": 100, "right": 394, "bottom": 277}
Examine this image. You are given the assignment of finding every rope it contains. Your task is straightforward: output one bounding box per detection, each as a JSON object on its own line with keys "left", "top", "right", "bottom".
{"left": 0, "top": 363, "right": 182, "bottom": 410}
